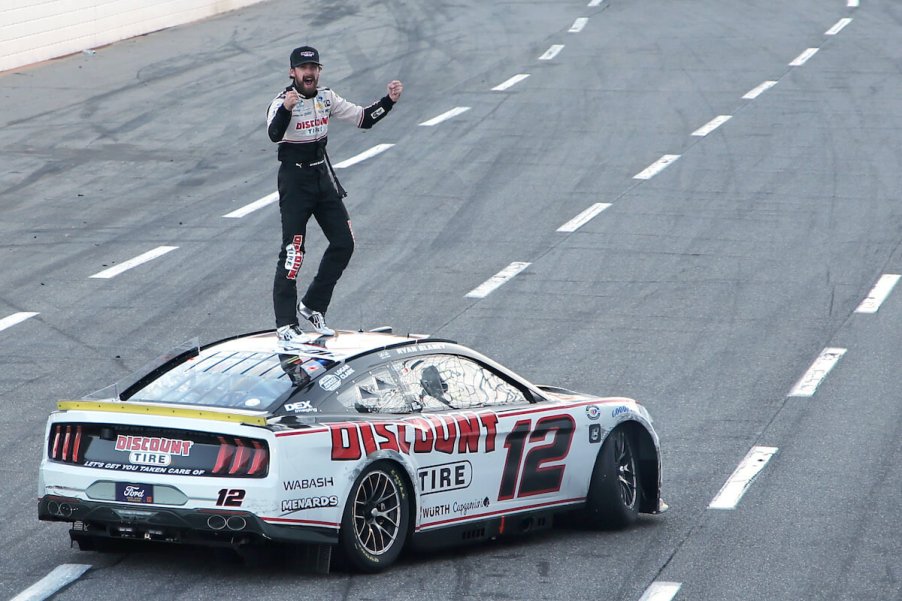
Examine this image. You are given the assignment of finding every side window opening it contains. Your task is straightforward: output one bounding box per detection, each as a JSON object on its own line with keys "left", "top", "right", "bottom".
{"left": 394, "top": 355, "right": 528, "bottom": 410}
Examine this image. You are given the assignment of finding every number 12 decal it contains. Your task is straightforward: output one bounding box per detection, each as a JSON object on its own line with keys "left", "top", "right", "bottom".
{"left": 498, "top": 414, "right": 575, "bottom": 501}
{"left": 216, "top": 488, "right": 246, "bottom": 507}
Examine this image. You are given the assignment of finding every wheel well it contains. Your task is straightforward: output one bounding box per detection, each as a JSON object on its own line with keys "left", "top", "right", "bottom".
{"left": 373, "top": 458, "right": 418, "bottom": 544}
{"left": 619, "top": 421, "right": 660, "bottom": 513}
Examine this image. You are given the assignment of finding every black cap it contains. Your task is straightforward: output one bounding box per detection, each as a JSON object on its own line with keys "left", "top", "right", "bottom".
{"left": 290, "top": 46, "right": 321, "bottom": 68}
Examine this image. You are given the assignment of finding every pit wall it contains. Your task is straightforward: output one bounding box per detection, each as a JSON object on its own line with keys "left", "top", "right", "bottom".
{"left": 0, "top": 0, "right": 267, "bottom": 73}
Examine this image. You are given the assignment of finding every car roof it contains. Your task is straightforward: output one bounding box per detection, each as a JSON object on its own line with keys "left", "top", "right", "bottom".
{"left": 204, "top": 329, "right": 454, "bottom": 363}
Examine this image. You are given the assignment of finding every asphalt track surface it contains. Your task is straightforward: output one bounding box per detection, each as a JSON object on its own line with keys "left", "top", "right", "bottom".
{"left": 1, "top": 0, "right": 900, "bottom": 599}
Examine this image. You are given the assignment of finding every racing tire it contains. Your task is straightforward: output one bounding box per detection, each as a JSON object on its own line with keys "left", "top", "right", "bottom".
{"left": 339, "top": 461, "right": 411, "bottom": 573}
{"left": 585, "top": 427, "right": 640, "bottom": 529}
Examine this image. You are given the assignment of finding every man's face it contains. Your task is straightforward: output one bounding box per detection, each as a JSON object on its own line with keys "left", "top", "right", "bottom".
{"left": 290, "top": 63, "right": 321, "bottom": 96}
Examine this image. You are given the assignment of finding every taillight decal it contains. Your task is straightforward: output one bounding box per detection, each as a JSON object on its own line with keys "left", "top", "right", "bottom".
{"left": 51, "top": 425, "right": 62, "bottom": 460}
{"left": 229, "top": 438, "right": 249, "bottom": 475}
{"left": 72, "top": 426, "right": 83, "bottom": 463}
{"left": 213, "top": 436, "right": 235, "bottom": 474}
{"left": 247, "top": 440, "right": 268, "bottom": 476}
{"left": 62, "top": 426, "right": 72, "bottom": 462}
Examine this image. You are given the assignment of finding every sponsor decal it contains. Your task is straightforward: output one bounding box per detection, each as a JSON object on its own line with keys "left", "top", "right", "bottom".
{"left": 295, "top": 116, "right": 329, "bottom": 130}
{"left": 319, "top": 364, "right": 354, "bottom": 391}
{"left": 421, "top": 503, "right": 450, "bottom": 518}
{"left": 452, "top": 496, "right": 491, "bottom": 516}
{"left": 84, "top": 460, "right": 205, "bottom": 476}
{"left": 370, "top": 107, "right": 385, "bottom": 120}
{"left": 611, "top": 405, "right": 630, "bottom": 418}
{"left": 115, "top": 482, "right": 153, "bottom": 504}
{"left": 418, "top": 460, "right": 472, "bottom": 495}
{"left": 589, "top": 423, "right": 602, "bottom": 444}
{"left": 394, "top": 342, "right": 447, "bottom": 355}
{"left": 284, "top": 400, "right": 316, "bottom": 413}
{"left": 378, "top": 351, "right": 391, "bottom": 359}
{"left": 330, "top": 412, "right": 499, "bottom": 460}
{"left": 115, "top": 435, "right": 193, "bottom": 467}
{"left": 283, "top": 477, "right": 335, "bottom": 491}
{"left": 285, "top": 235, "right": 304, "bottom": 279}
{"left": 281, "top": 495, "right": 339, "bottom": 512}
{"left": 585, "top": 405, "right": 601, "bottom": 420}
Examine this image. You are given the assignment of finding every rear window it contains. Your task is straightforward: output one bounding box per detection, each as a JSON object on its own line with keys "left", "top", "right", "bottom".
{"left": 129, "top": 351, "right": 296, "bottom": 410}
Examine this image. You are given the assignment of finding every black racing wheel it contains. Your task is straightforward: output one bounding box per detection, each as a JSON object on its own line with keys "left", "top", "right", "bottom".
{"left": 339, "top": 461, "right": 411, "bottom": 572}
{"left": 585, "top": 426, "right": 640, "bottom": 529}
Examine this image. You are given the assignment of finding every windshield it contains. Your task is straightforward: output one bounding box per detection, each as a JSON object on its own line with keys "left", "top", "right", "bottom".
{"left": 129, "top": 350, "right": 297, "bottom": 410}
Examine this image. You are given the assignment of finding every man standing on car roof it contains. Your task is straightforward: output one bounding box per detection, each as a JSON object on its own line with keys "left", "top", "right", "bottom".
{"left": 267, "top": 46, "right": 402, "bottom": 345}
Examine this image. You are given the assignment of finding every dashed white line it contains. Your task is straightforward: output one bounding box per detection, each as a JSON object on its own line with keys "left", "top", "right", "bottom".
{"left": 223, "top": 192, "right": 278, "bottom": 218}
{"left": 743, "top": 80, "right": 777, "bottom": 100}
{"left": 557, "top": 203, "right": 611, "bottom": 233}
{"left": 847, "top": 0, "right": 859, "bottom": 7}
{"left": 419, "top": 107, "right": 471, "bottom": 126}
{"left": 539, "top": 45, "right": 565, "bottom": 60}
{"left": 587, "top": 0, "right": 604, "bottom": 6}
{"left": 691, "top": 115, "right": 732, "bottom": 137}
{"left": 825, "top": 17, "right": 852, "bottom": 35}
{"left": 638, "top": 582, "right": 682, "bottom": 601}
{"left": 569, "top": 17, "right": 588, "bottom": 33}
{"left": 492, "top": 73, "right": 530, "bottom": 91}
{"left": 0, "top": 312, "right": 39, "bottom": 333}
{"left": 789, "top": 47, "right": 819, "bottom": 66}
{"left": 11, "top": 564, "right": 92, "bottom": 601}
{"left": 709, "top": 446, "right": 778, "bottom": 510}
{"left": 788, "top": 347, "right": 847, "bottom": 397}
{"left": 633, "top": 154, "right": 681, "bottom": 180}
{"left": 89, "top": 246, "right": 179, "bottom": 279}
{"left": 333, "top": 143, "right": 395, "bottom": 169}
{"left": 465, "top": 262, "right": 530, "bottom": 299}
{"left": 855, "top": 274, "right": 901, "bottom": 314}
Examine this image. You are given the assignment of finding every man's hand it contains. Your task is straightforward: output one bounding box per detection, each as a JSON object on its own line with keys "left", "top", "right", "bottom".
{"left": 387, "top": 80, "right": 403, "bottom": 102}
{"left": 283, "top": 90, "right": 300, "bottom": 111}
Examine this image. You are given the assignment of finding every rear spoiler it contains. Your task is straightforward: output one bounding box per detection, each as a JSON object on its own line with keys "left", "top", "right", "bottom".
{"left": 56, "top": 400, "right": 267, "bottom": 427}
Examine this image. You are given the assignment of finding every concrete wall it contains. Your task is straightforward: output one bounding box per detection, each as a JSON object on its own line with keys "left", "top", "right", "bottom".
{"left": 0, "top": 0, "right": 267, "bottom": 73}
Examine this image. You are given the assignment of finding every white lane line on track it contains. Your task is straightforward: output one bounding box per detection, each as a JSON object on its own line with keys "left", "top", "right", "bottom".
{"left": 855, "top": 274, "right": 901, "bottom": 314}
{"left": 11, "top": 564, "right": 92, "bottom": 601}
{"left": 492, "top": 73, "right": 530, "bottom": 91}
{"left": 709, "top": 446, "right": 778, "bottom": 509}
{"left": 825, "top": 17, "right": 853, "bottom": 35}
{"left": 633, "top": 154, "right": 681, "bottom": 180}
{"left": 539, "top": 45, "right": 564, "bottom": 60}
{"left": 847, "top": 0, "right": 859, "bottom": 7}
{"left": 89, "top": 246, "right": 178, "bottom": 279}
{"left": 788, "top": 347, "right": 847, "bottom": 397}
{"left": 419, "top": 107, "right": 471, "bottom": 126}
{"left": 588, "top": 0, "right": 604, "bottom": 6}
{"left": 465, "top": 262, "right": 530, "bottom": 299}
{"left": 0, "top": 312, "right": 39, "bottom": 332}
{"left": 743, "top": 80, "right": 777, "bottom": 100}
{"left": 223, "top": 192, "right": 278, "bottom": 218}
{"left": 789, "top": 47, "right": 819, "bottom": 66}
{"left": 638, "top": 581, "right": 682, "bottom": 601}
{"left": 333, "top": 143, "right": 395, "bottom": 168}
{"left": 557, "top": 203, "right": 611, "bottom": 232}
{"left": 691, "top": 115, "right": 732, "bottom": 137}
{"left": 569, "top": 17, "right": 588, "bottom": 33}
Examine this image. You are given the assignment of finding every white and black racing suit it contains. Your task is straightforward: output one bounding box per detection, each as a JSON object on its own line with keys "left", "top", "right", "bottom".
{"left": 266, "top": 85, "right": 395, "bottom": 327}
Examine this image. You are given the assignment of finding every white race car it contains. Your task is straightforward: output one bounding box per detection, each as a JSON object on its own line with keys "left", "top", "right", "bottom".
{"left": 39, "top": 329, "right": 665, "bottom": 572}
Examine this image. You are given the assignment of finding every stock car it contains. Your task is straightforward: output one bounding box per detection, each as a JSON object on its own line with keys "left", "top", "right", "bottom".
{"left": 39, "top": 329, "right": 666, "bottom": 572}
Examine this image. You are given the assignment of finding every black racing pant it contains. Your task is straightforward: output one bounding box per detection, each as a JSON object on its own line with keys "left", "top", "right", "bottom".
{"left": 273, "top": 162, "right": 354, "bottom": 327}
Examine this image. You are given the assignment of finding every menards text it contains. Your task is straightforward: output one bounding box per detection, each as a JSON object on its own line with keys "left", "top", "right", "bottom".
{"left": 331, "top": 412, "right": 498, "bottom": 460}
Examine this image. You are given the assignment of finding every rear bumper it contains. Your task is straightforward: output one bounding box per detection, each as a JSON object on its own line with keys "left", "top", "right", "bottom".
{"left": 38, "top": 495, "right": 338, "bottom": 547}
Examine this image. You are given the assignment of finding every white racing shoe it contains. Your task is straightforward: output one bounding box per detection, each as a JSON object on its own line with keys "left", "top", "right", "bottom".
{"left": 277, "top": 324, "right": 309, "bottom": 349}
{"left": 298, "top": 303, "right": 335, "bottom": 336}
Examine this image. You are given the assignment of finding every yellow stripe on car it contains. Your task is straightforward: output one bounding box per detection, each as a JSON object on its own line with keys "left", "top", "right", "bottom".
{"left": 56, "top": 401, "right": 267, "bottom": 426}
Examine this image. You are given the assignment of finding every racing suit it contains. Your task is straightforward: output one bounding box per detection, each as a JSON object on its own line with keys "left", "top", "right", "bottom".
{"left": 266, "top": 86, "right": 395, "bottom": 327}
